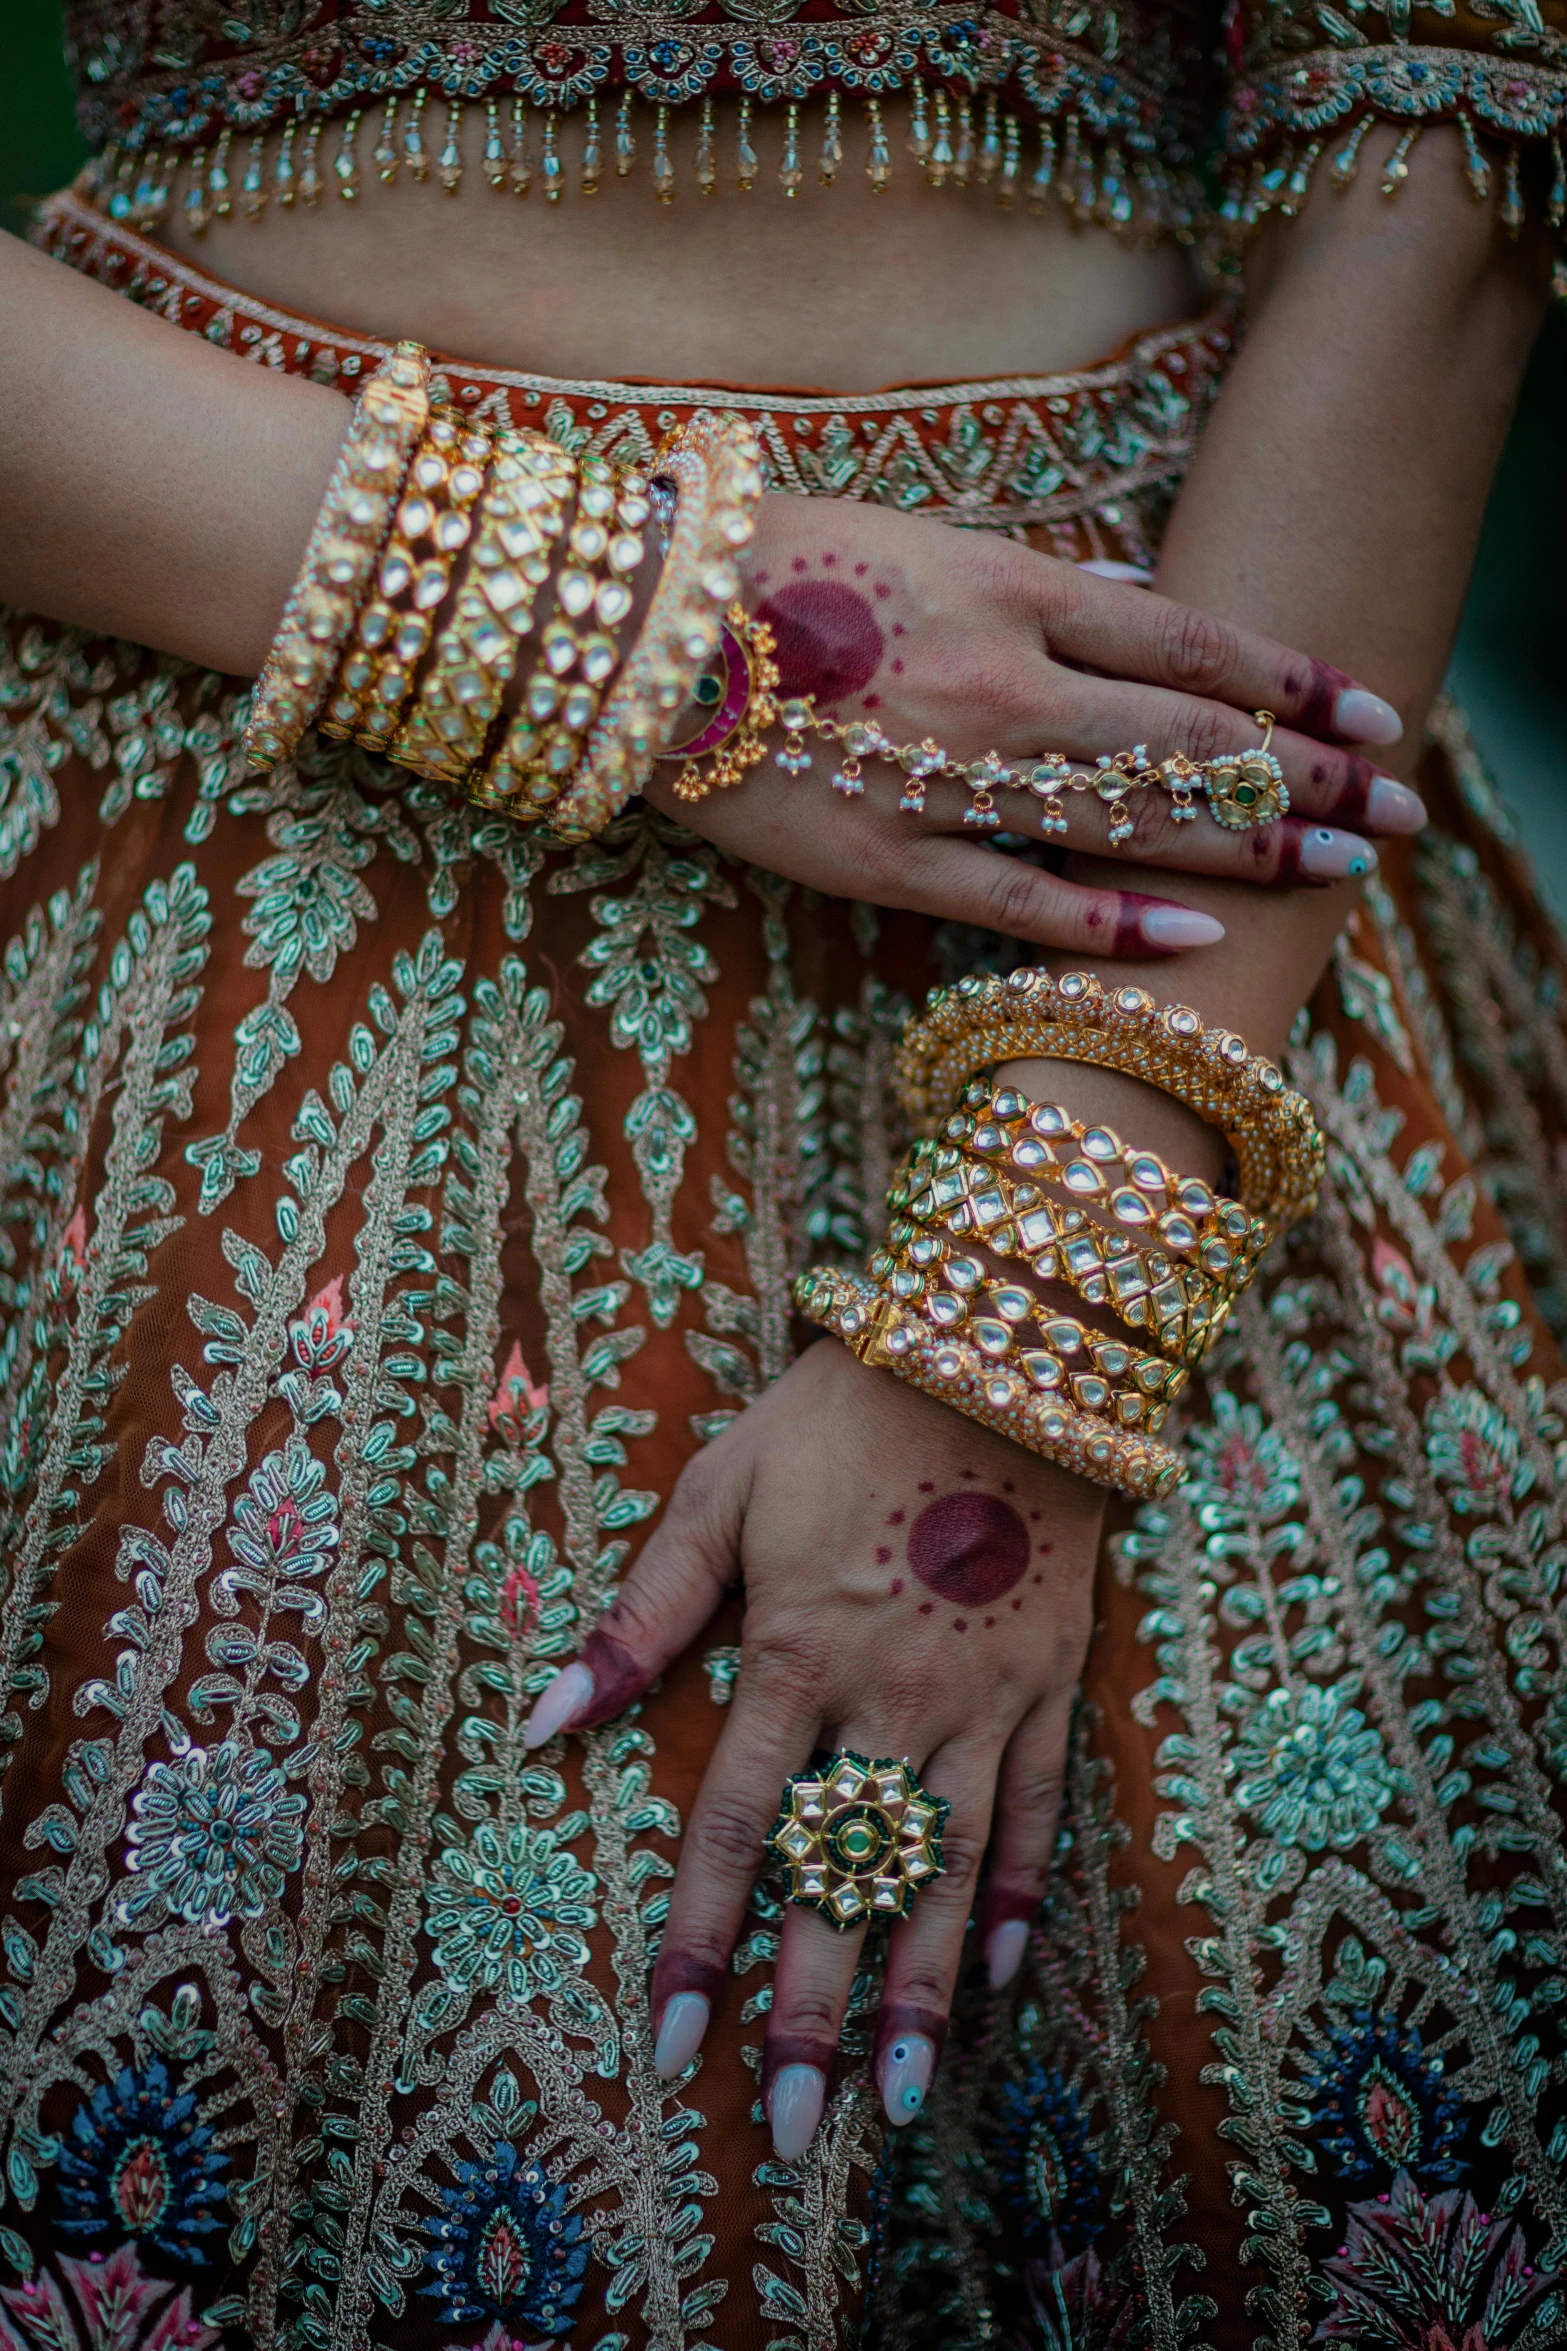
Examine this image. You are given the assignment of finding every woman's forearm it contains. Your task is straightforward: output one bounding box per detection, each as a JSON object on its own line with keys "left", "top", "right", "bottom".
{"left": 0, "top": 229, "right": 349, "bottom": 675}
{"left": 1007, "top": 126, "right": 1551, "bottom": 1176}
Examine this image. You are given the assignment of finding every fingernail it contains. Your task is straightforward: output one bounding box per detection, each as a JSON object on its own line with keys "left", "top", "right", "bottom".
{"left": 654, "top": 1993, "right": 711, "bottom": 2080}
{"left": 769, "top": 2064, "right": 826, "bottom": 2161}
{"left": 1333, "top": 688, "right": 1403, "bottom": 747}
{"left": 1075, "top": 558, "right": 1155, "bottom": 586}
{"left": 1300, "top": 827, "right": 1378, "bottom": 880}
{"left": 1139, "top": 905, "right": 1225, "bottom": 949}
{"left": 986, "top": 1920, "right": 1031, "bottom": 1991}
{"left": 522, "top": 1660, "right": 595, "bottom": 1750}
{"left": 1365, "top": 776, "right": 1427, "bottom": 836}
{"left": 879, "top": 2033, "right": 937, "bottom": 2127}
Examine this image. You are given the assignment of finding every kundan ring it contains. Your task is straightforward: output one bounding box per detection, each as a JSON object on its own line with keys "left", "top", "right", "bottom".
{"left": 766, "top": 1750, "right": 948, "bottom": 1928}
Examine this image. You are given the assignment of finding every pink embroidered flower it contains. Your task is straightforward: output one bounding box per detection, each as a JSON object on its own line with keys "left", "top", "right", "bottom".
{"left": 0, "top": 2242, "right": 222, "bottom": 2351}
{"left": 290, "top": 1275, "right": 353, "bottom": 1373}
{"left": 500, "top": 1562, "right": 543, "bottom": 1646}
{"left": 488, "top": 1340, "right": 549, "bottom": 1445}
{"left": 58, "top": 1204, "right": 89, "bottom": 1289}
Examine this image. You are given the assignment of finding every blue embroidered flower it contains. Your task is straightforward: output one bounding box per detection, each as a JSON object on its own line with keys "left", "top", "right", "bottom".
{"left": 425, "top": 1822, "right": 597, "bottom": 2002}
{"left": 1301, "top": 2011, "right": 1466, "bottom": 2186}
{"left": 421, "top": 2141, "right": 589, "bottom": 2332}
{"left": 1232, "top": 1681, "right": 1400, "bottom": 1851}
{"left": 991, "top": 2066, "right": 1102, "bottom": 2249}
{"left": 1183, "top": 1390, "right": 1302, "bottom": 1526}
{"left": 123, "top": 1741, "right": 306, "bottom": 1928}
{"left": 56, "top": 2060, "right": 228, "bottom": 2263}
{"left": 1424, "top": 1383, "right": 1531, "bottom": 1516}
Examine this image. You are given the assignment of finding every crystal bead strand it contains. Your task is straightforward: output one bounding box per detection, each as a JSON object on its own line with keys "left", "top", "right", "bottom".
{"left": 484, "top": 95, "right": 506, "bottom": 187}
{"left": 866, "top": 97, "right": 891, "bottom": 189}
{"left": 998, "top": 113, "right": 1020, "bottom": 205}
{"left": 953, "top": 97, "right": 974, "bottom": 185}
{"left": 615, "top": 93, "right": 636, "bottom": 177}
{"left": 929, "top": 90, "right": 953, "bottom": 185}
{"left": 299, "top": 117, "right": 323, "bottom": 202}
{"left": 820, "top": 90, "right": 842, "bottom": 184}
{"left": 737, "top": 96, "right": 758, "bottom": 190}
{"left": 439, "top": 98, "right": 465, "bottom": 192}
{"left": 242, "top": 133, "right": 267, "bottom": 217}
{"left": 654, "top": 104, "right": 675, "bottom": 200}
{"left": 374, "top": 96, "right": 400, "bottom": 181}
{"left": 1029, "top": 122, "right": 1056, "bottom": 211}
{"left": 978, "top": 95, "right": 1001, "bottom": 186}
{"left": 781, "top": 102, "right": 803, "bottom": 195}
{"left": 696, "top": 96, "right": 717, "bottom": 193}
{"left": 581, "top": 98, "right": 602, "bottom": 193}
{"left": 208, "top": 128, "right": 233, "bottom": 219}
{"left": 274, "top": 117, "right": 298, "bottom": 204}
{"left": 333, "top": 110, "right": 363, "bottom": 200}
{"left": 907, "top": 78, "right": 931, "bottom": 166}
{"left": 511, "top": 99, "right": 531, "bottom": 194}
{"left": 183, "top": 145, "right": 210, "bottom": 233}
{"left": 404, "top": 88, "right": 430, "bottom": 180}
{"left": 541, "top": 112, "right": 563, "bottom": 201}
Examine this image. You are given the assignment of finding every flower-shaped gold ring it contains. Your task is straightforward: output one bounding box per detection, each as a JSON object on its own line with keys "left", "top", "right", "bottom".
{"left": 766, "top": 1750, "right": 948, "bottom": 1929}
{"left": 1202, "top": 708, "right": 1290, "bottom": 832}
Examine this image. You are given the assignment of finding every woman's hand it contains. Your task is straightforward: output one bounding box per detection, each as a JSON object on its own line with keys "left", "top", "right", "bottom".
{"left": 521, "top": 1338, "right": 1105, "bottom": 2154}
{"left": 641, "top": 492, "right": 1421, "bottom": 959}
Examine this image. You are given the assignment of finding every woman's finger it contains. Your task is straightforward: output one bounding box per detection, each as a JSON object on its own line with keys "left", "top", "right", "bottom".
{"left": 1034, "top": 567, "right": 1404, "bottom": 748}
{"left": 649, "top": 1663, "right": 821, "bottom": 2086}
{"left": 763, "top": 1902, "right": 869, "bottom": 2159}
{"left": 889, "top": 833, "right": 1226, "bottom": 956}
{"left": 1040, "top": 671, "right": 1422, "bottom": 835}
{"left": 872, "top": 1738, "right": 999, "bottom": 2129}
{"left": 977, "top": 1689, "right": 1077, "bottom": 1993}
{"left": 522, "top": 1441, "right": 747, "bottom": 1749}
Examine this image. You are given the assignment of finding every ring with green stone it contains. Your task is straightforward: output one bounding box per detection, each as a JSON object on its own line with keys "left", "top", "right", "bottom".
{"left": 767, "top": 1750, "right": 948, "bottom": 1929}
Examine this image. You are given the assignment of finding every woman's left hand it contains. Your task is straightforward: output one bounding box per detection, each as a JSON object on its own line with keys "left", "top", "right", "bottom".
{"left": 521, "top": 1337, "right": 1105, "bottom": 2153}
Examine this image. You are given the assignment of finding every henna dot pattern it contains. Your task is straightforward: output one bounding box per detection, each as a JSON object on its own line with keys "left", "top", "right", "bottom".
{"left": 908, "top": 1492, "right": 1031, "bottom": 1607}
{"left": 755, "top": 561, "right": 887, "bottom": 705}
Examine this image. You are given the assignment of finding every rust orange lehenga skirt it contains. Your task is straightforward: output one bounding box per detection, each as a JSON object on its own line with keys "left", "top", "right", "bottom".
{"left": 0, "top": 191, "right": 1565, "bottom": 2351}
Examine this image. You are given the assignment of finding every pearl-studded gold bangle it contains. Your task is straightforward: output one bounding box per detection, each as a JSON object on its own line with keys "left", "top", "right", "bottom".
{"left": 386, "top": 428, "right": 574, "bottom": 788}
{"left": 894, "top": 969, "right": 1325, "bottom": 1236}
{"left": 242, "top": 341, "right": 431, "bottom": 773}
{"left": 545, "top": 412, "right": 766, "bottom": 844}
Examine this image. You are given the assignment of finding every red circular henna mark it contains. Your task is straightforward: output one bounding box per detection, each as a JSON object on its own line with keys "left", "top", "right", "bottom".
{"left": 958, "top": 1468, "right": 978, "bottom": 1481}
{"left": 892, "top": 660, "right": 904, "bottom": 675}
{"left": 890, "top": 1578, "right": 904, "bottom": 1596}
{"left": 908, "top": 1492, "right": 1031, "bottom": 1606}
{"left": 875, "top": 1546, "right": 892, "bottom": 1565}
{"left": 854, "top": 562, "right": 869, "bottom": 576}
{"left": 984, "top": 1616, "right": 995, "bottom": 1628}
{"left": 918, "top": 1481, "right": 934, "bottom": 1493}
{"left": 791, "top": 556, "right": 808, "bottom": 573}
{"left": 755, "top": 580, "right": 886, "bottom": 705}
{"left": 1011, "top": 1599, "right": 1022, "bottom": 1611}
{"left": 874, "top": 583, "right": 891, "bottom": 600}
{"left": 919, "top": 1602, "right": 934, "bottom": 1615}
{"left": 953, "top": 1619, "right": 967, "bottom": 1632}
{"left": 887, "top": 1509, "right": 905, "bottom": 1526}
{"left": 863, "top": 694, "right": 881, "bottom": 710}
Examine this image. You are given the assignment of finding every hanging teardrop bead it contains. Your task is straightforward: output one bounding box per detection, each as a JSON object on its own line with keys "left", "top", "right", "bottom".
{"left": 978, "top": 93, "right": 1001, "bottom": 184}
{"left": 866, "top": 96, "right": 891, "bottom": 190}
{"left": 737, "top": 96, "right": 758, "bottom": 190}
{"left": 274, "top": 118, "right": 298, "bottom": 205}
{"left": 484, "top": 95, "right": 506, "bottom": 187}
{"left": 542, "top": 111, "right": 564, "bottom": 201}
{"left": 405, "top": 87, "right": 430, "bottom": 180}
{"left": 183, "top": 145, "right": 211, "bottom": 234}
{"left": 1028, "top": 121, "right": 1055, "bottom": 212}
{"left": 299, "top": 117, "right": 323, "bottom": 202}
{"left": 907, "top": 76, "right": 931, "bottom": 163}
{"left": 209, "top": 128, "right": 233, "bottom": 217}
{"left": 439, "top": 97, "right": 464, "bottom": 192}
{"left": 953, "top": 97, "right": 974, "bottom": 185}
{"left": 820, "top": 88, "right": 842, "bottom": 184}
{"left": 997, "top": 111, "right": 1019, "bottom": 205}
{"left": 334, "top": 109, "right": 363, "bottom": 200}
{"left": 242, "top": 133, "right": 267, "bottom": 217}
{"left": 511, "top": 98, "right": 531, "bottom": 194}
{"left": 374, "top": 95, "right": 400, "bottom": 181}
{"left": 1501, "top": 140, "right": 1524, "bottom": 231}
{"left": 929, "top": 89, "right": 952, "bottom": 185}
{"left": 1330, "top": 112, "right": 1373, "bottom": 186}
{"left": 616, "top": 91, "right": 636, "bottom": 176}
{"left": 653, "top": 103, "right": 676, "bottom": 200}
{"left": 696, "top": 96, "right": 717, "bottom": 193}
{"left": 1379, "top": 121, "right": 1418, "bottom": 196}
{"left": 581, "top": 96, "right": 602, "bottom": 193}
{"left": 781, "top": 101, "right": 803, "bottom": 195}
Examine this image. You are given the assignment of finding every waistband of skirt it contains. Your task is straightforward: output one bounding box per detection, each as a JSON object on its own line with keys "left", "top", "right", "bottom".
{"left": 34, "top": 186, "right": 1233, "bottom": 558}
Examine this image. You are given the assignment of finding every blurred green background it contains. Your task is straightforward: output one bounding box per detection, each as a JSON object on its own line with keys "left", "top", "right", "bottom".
{"left": 3, "top": 0, "right": 1563, "bottom": 903}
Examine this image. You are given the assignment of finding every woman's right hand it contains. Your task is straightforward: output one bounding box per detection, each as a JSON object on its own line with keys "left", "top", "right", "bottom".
{"left": 641, "top": 492, "right": 1422, "bottom": 959}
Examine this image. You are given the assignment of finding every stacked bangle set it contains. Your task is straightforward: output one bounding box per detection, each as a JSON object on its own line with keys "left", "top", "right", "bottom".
{"left": 796, "top": 969, "right": 1324, "bottom": 1497}
{"left": 242, "top": 343, "right": 768, "bottom": 844}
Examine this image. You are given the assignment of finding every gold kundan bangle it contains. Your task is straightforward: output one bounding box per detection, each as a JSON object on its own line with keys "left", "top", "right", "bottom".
{"left": 243, "top": 341, "right": 431, "bottom": 773}
{"left": 895, "top": 969, "right": 1325, "bottom": 1236}
{"left": 388, "top": 427, "right": 572, "bottom": 786}
{"left": 795, "top": 1265, "right": 1187, "bottom": 1498}
{"left": 545, "top": 412, "right": 766, "bottom": 844}
{"left": 321, "top": 409, "right": 495, "bottom": 751}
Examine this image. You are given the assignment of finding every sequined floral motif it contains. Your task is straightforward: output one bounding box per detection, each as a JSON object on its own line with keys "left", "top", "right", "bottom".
{"left": 121, "top": 1740, "right": 307, "bottom": 1928}
{"left": 1300, "top": 2013, "right": 1467, "bottom": 2186}
{"left": 1232, "top": 1680, "right": 1402, "bottom": 1852}
{"left": 991, "top": 2064, "right": 1102, "bottom": 2249}
{"left": 425, "top": 1823, "right": 598, "bottom": 2000}
{"left": 55, "top": 2061, "right": 229, "bottom": 2263}
{"left": 421, "top": 2142, "right": 590, "bottom": 2333}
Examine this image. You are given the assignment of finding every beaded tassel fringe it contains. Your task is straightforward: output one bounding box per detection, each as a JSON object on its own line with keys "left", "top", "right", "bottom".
{"left": 83, "top": 79, "right": 1197, "bottom": 242}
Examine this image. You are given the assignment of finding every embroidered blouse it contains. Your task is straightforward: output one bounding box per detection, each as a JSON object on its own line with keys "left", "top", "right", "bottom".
{"left": 60, "top": 0, "right": 1567, "bottom": 269}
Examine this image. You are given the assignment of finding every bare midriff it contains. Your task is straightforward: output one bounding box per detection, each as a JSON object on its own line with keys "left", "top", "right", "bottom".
{"left": 153, "top": 95, "right": 1202, "bottom": 390}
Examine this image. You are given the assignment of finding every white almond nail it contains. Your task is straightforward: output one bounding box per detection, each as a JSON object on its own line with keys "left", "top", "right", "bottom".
{"left": 1140, "top": 905, "right": 1225, "bottom": 949}
{"left": 522, "top": 1660, "right": 595, "bottom": 1750}
{"left": 769, "top": 2064, "right": 827, "bottom": 2162}
{"left": 1333, "top": 687, "right": 1403, "bottom": 747}
{"left": 1365, "top": 776, "right": 1427, "bottom": 835}
{"left": 654, "top": 1993, "right": 711, "bottom": 2080}
{"left": 986, "top": 1920, "right": 1031, "bottom": 1991}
